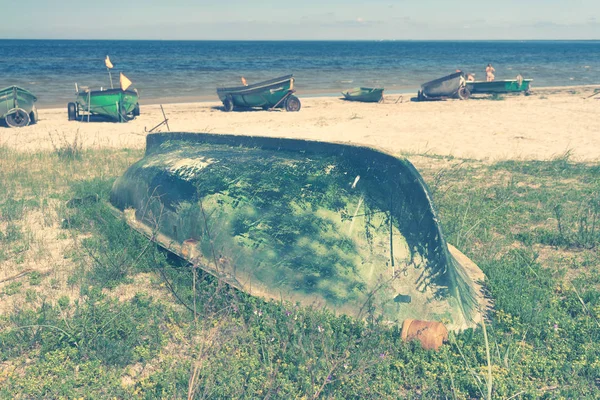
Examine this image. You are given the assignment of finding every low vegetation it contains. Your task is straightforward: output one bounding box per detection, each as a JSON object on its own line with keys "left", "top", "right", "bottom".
{"left": 0, "top": 145, "right": 598, "bottom": 398}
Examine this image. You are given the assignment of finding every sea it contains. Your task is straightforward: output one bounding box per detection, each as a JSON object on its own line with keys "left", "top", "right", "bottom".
{"left": 1, "top": 40, "right": 599, "bottom": 107}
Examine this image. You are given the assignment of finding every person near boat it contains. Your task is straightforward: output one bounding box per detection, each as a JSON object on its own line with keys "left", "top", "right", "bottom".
{"left": 516, "top": 73, "right": 524, "bottom": 86}
{"left": 486, "top": 64, "right": 496, "bottom": 82}
{"left": 467, "top": 73, "right": 476, "bottom": 81}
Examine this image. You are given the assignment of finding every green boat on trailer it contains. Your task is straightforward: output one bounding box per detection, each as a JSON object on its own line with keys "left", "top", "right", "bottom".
{"left": 217, "top": 75, "right": 301, "bottom": 112}
{"left": 68, "top": 88, "right": 140, "bottom": 122}
{"left": 0, "top": 86, "right": 38, "bottom": 127}
{"left": 342, "top": 87, "right": 384, "bottom": 103}
{"left": 466, "top": 79, "right": 533, "bottom": 95}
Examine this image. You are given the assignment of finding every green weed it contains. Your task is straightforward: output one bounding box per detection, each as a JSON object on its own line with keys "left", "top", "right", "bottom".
{"left": 0, "top": 146, "right": 599, "bottom": 398}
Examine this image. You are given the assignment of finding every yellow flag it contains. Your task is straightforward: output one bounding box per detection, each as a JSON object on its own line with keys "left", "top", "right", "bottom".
{"left": 105, "top": 55, "right": 113, "bottom": 69}
{"left": 120, "top": 72, "right": 133, "bottom": 90}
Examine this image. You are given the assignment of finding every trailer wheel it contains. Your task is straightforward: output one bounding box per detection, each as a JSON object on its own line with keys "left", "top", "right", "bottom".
{"left": 67, "top": 102, "right": 77, "bottom": 121}
{"left": 29, "top": 105, "right": 39, "bottom": 124}
{"left": 133, "top": 103, "right": 140, "bottom": 117}
{"left": 284, "top": 95, "right": 301, "bottom": 112}
{"left": 458, "top": 87, "right": 470, "bottom": 100}
{"left": 5, "top": 108, "right": 31, "bottom": 127}
{"left": 223, "top": 96, "right": 234, "bottom": 112}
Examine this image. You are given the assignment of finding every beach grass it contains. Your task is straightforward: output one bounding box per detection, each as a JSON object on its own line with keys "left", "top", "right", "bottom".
{"left": 0, "top": 145, "right": 599, "bottom": 398}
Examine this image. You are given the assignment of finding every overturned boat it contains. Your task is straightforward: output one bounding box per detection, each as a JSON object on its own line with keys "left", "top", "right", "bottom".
{"left": 110, "top": 133, "right": 487, "bottom": 331}
{"left": 342, "top": 87, "right": 384, "bottom": 103}
{"left": 418, "top": 72, "right": 470, "bottom": 101}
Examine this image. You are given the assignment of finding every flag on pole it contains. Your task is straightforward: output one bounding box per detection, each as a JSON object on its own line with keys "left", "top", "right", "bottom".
{"left": 105, "top": 55, "right": 114, "bottom": 69}
{"left": 120, "top": 72, "right": 133, "bottom": 90}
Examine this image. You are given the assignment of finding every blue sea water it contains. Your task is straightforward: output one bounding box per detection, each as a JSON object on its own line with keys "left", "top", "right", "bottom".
{"left": 0, "top": 40, "right": 599, "bottom": 106}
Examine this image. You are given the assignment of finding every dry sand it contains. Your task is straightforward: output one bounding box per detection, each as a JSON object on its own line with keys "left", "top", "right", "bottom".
{"left": 2, "top": 86, "right": 599, "bottom": 161}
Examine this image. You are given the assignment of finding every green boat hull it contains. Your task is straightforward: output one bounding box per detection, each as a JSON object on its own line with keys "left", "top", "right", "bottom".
{"left": 217, "top": 75, "right": 295, "bottom": 109}
{"left": 75, "top": 89, "right": 139, "bottom": 122}
{"left": 342, "top": 87, "right": 384, "bottom": 103}
{"left": 110, "top": 133, "right": 488, "bottom": 331}
{"left": 466, "top": 79, "right": 533, "bottom": 94}
{"left": 0, "top": 86, "right": 38, "bottom": 127}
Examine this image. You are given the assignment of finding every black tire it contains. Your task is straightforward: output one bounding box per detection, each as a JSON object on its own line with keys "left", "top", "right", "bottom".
{"left": 67, "top": 102, "right": 77, "bottom": 121}
{"left": 5, "top": 108, "right": 30, "bottom": 127}
{"left": 284, "top": 95, "right": 301, "bottom": 112}
{"left": 29, "top": 105, "right": 38, "bottom": 124}
{"left": 457, "top": 87, "right": 470, "bottom": 100}
{"left": 223, "top": 96, "right": 234, "bottom": 112}
{"left": 133, "top": 103, "right": 140, "bottom": 117}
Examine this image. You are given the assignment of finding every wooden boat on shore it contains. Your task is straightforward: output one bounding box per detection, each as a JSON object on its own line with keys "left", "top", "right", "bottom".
{"left": 110, "top": 132, "right": 489, "bottom": 331}
{"left": 217, "top": 75, "right": 300, "bottom": 112}
{"left": 68, "top": 87, "right": 139, "bottom": 122}
{"left": 342, "top": 87, "right": 384, "bottom": 103}
{"left": 417, "top": 72, "right": 470, "bottom": 101}
{"left": 466, "top": 79, "right": 533, "bottom": 95}
{"left": 0, "top": 86, "right": 38, "bottom": 127}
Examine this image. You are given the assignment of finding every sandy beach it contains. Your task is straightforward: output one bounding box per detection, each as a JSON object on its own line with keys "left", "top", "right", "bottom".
{"left": 2, "top": 86, "right": 599, "bottom": 161}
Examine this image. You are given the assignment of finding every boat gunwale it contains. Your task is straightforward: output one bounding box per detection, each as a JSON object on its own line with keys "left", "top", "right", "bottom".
{"left": 342, "top": 87, "right": 384, "bottom": 95}
{"left": 0, "top": 86, "right": 38, "bottom": 102}
{"left": 217, "top": 75, "right": 294, "bottom": 96}
{"left": 466, "top": 79, "right": 533, "bottom": 85}
{"left": 421, "top": 71, "right": 465, "bottom": 90}
{"left": 76, "top": 88, "right": 138, "bottom": 98}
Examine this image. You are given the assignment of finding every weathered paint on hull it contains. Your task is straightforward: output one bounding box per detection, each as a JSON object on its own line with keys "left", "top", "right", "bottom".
{"left": 466, "top": 79, "right": 533, "bottom": 94}
{"left": 110, "top": 133, "right": 488, "bottom": 331}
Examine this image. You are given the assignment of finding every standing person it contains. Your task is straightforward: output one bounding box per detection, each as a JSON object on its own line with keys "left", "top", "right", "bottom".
{"left": 486, "top": 64, "right": 496, "bottom": 82}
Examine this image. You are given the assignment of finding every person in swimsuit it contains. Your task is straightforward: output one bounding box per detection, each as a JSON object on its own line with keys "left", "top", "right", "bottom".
{"left": 486, "top": 64, "right": 496, "bottom": 82}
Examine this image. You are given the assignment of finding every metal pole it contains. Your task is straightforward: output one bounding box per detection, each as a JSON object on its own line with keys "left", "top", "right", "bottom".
{"left": 108, "top": 68, "right": 114, "bottom": 89}
{"left": 13, "top": 86, "right": 19, "bottom": 108}
{"left": 161, "top": 105, "right": 170, "bottom": 131}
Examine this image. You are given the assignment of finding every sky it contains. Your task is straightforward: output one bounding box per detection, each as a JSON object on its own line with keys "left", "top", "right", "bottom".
{"left": 0, "top": 0, "right": 599, "bottom": 40}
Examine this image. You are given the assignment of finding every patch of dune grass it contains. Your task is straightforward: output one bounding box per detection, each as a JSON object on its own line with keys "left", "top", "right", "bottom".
{"left": 0, "top": 146, "right": 599, "bottom": 398}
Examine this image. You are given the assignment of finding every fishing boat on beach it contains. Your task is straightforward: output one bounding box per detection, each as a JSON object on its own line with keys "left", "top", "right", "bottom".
{"left": 342, "top": 87, "right": 384, "bottom": 103}
{"left": 0, "top": 86, "right": 38, "bottom": 127}
{"left": 466, "top": 78, "right": 533, "bottom": 95}
{"left": 69, "top": 86, "right": 139, "bottom": 122}
{"left": 217, "top": 75, "right": 300, "bottom": 112}
{"left": 417, "top": 72, "right": 470, "bottom": 101}
{"left": 68, "top": 56, "right": 140, "bottom": 122}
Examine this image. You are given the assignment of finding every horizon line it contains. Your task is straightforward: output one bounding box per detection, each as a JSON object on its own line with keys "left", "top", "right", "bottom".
{"left": 1, "top": 38, "right": 600, "bottom": 42}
